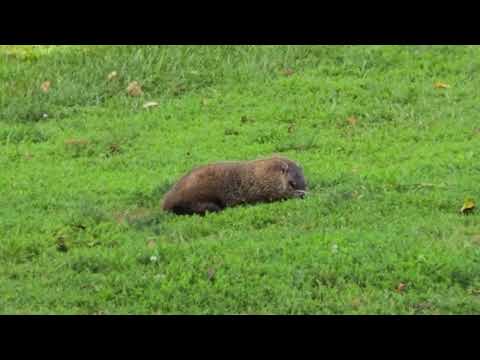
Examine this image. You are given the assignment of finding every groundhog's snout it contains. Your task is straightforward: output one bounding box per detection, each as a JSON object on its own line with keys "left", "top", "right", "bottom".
{"left": 287, "top": 166, "right": 307, "bottom": 199}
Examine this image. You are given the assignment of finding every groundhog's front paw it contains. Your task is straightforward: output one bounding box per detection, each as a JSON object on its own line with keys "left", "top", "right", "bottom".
{"left": 294, "top": 190, "right": 307, "bottom": 198}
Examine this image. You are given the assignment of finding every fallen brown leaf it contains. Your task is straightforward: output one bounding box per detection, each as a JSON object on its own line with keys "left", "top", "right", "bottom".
{"left": 281, "top": 68, "right": 295, "bottom": 76}
{"left": 127, "top": 81, "right": 143, "bottom": 97}
{"left": 434, "top": 82, "right": 450, "bottom": 89}
{"left": 396, "top": 283, "right": 407, "bottom": 293}
{"left": 347, "top": 117, "right": 358, "bottom": 127}
{"left": 108, "top": 143, "right": 121, "bottom": 155}
{"left": 147, "top": 239, "right": 156, "bottom": 249}
{"left": 351, "top": 298, "right": 362, "bottom": 308}
{"left": 64, "top": 139, "right": 90, "bottom": 146}
{"left": 41, "top": 81, "right": 51, "bottom": 93}
{"left": 347, "top": 116, "right": 358, "bottom": 126}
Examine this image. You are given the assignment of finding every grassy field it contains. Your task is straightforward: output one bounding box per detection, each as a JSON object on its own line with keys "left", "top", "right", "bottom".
{"left": 1, "top": 45, "right": 479, "bottom": 314}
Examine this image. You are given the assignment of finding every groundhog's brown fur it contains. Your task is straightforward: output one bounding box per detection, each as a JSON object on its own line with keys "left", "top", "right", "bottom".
{"left": 162, "top": 156, "right": 307, "bottom": 216}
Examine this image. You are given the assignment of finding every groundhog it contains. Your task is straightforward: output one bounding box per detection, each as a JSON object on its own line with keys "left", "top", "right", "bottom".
{"left": 161, "top": 156, "right": 307, "bottom": 216}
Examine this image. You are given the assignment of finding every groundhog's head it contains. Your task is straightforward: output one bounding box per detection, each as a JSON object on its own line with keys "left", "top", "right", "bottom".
{"left": 266, "top": 157, "right": 307, "bottom": 199}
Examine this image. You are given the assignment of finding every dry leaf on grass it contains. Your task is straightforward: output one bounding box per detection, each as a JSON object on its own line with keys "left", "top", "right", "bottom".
{"left": 108, "top": 143, "right": 121, "bottom": 155}
{"left": 281, "top": 68, "right": 295, "bottom": 76}
{"left": 460, "top": 198, "right": 475, "bottom": 214}
{"left": 127, "top": 81, "right": 143, "bottom": 97}
{"left": 347, "top": 116, "right": 358, "bottom": 126}
{"left": 434, "top": 82, "right": 450, "bottom": 89}
{"left": 64, "top": 139, "right": 90, "bottom": 146}
{"left": 41, "top": 81, "right": 51, "bottom": 93}
{"left": 147, "top": 239, "right": 156, "bottom": 249}
{"left": 351, "top": 298, "right": 362, "bottom": 308}
{"left": 143, "top": 101, "right": 159, "bottom": 109}
{"left": 395, "top": 283, "right": 407, "bottom": 293}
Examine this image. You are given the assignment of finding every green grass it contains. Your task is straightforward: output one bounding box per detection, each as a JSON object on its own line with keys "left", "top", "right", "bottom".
{"left": 1, "top": 45, "right": 480, "bottom": 314}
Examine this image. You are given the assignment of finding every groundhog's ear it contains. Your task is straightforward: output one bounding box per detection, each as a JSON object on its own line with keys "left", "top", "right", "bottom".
{"left": 268, "top": 159, "right": 289, "bottom": 173}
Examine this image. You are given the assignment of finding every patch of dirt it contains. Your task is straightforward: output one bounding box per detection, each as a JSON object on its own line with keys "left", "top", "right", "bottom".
{"left": 113, "top": 208, "right": 152, "bottom": 225}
